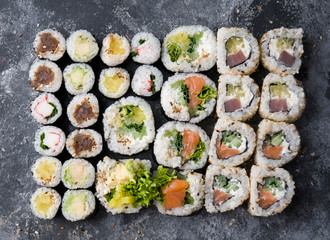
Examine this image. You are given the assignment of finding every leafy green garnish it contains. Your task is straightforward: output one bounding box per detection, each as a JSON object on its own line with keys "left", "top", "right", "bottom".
{"left": 184, "top": 191, "right": 194, "bottom": 205}
{"left": 164, "top": 129, "right": 183, "bottom": 153}
{"left": 119, "top": 105, "right": 134, "bottom": 118}
{"left": 269, "top": 132, "right": 285, "bottom": 146}
{"left": 196, "top": 85, "right": 217, "bottom": 109}
{"left": 139, "top": 39, "right": 146, "bottom": 45}
{"left": 40, "top": 132, "right": 49, "bottom": 150}
{"left": 131, "top": 51, "right": 138, "bottom": 57}
{"left": 118, "top": 123, "right": 147, "bottom": 140}
{"left": 214, "top": 175, "right": 240, "bottom": 194}
{"left": 181, "top": 83, "right": 190, "bottom": 104}
{"left": 188, "top": 141, "right": 205, "bottom": 162}
{"left": 104, "top": 190, "right": 116, "bottom": 202}
{"left": 171, "top": 80, "right": 190, "bottom": 105}
{"left": 187, "top": 32, "right": 204, "bottom": 60}
{"left": 222, "top": 131, "right": 242, "bottom": 149}
{"left": 45, "top": 102, "right": 58, "bottom": 120}
{"left": 167, "top": 43, "right": 182, "bottom": 62}
{"left": 262, "top": 177, "right": 284, "bottom": 195}
{"left": 152, "top": 166, "right": 177, "bottom": 203}
{"left": 150, "top": 74, "right": 156, "bottom": 94}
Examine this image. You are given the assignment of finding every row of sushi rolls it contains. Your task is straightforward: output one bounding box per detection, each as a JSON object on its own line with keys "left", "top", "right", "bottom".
{"left": 29, "top": 26, "right": 305, "bottom": 221}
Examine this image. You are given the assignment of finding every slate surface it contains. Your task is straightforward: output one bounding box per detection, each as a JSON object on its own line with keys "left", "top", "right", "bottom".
{"left": 0, "top": 0, "right": 329, "bottom": 239}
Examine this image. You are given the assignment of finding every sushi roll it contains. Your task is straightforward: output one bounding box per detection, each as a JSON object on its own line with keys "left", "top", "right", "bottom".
{"left": 66, "top": 30, "right": 99, "bottom": 62}
{"left": 31, "top": 156, "right": 62, "bottom": 187}
{"left": 260, "top": 28, "right": 304, "bottom": 75}
{"left": 67, "top": 93, "right": 99, "bottom": 128}
{"left": 95, "top": 157, "right": 152, "bottom": 214}
{"left": 131, "top": 32, "right": 161, "bottom": 64}
{"left": 61, "top": 158, "right": 95, "bottom": 189}
{"left": 161, "top": 73, "right": 217, "bottom": 123}
{"left": 29, "top": 60, "right": 62, "bottom": 92}
{"left": 30, "top": 187, "right": 61, "bottom": 219}
{"left": 255, "top": 119, "right": 300, "bottom": 168}
{"left": 209, "top": 119, "right": 256, "bottom": 167}
{"left": 248, "top": 165, "right": 295, "bottom": 217}
{"left": 217, "top": 28, "right": 260, "bottom": 75}
{"left": 98, "top": 68, "right": 130, "bottom": 98}
{"left": 216, "top": 75, "right": 260, "bottom": 121}
{"left": 259, "top": 73, "right": 306, "bottom": 122}
{"left": 154, "top": 166, "right": 204, "bottom": 216}
{"left": 62, "top": 189, "right": 95, "bottom": 221}
{"left": 131, "top": 65, "right": 163, "bottom": 97}
{"left": 162, "top": 25, "right": 216, "bottom": 72}
{"left": 63, "top": 63, "right": 95, "bottom": 95}
{"left": 103, "top": 96, "right": 155, "bottom": 155}
{"left": 34, "top": 126, "right": 66, "bottom": 156}
{"left": 66, "top": 129, "right": 103, "bottom": 158}
{"left": 30, "top": 93, "right": 62, "bottom": 124}
{"left": 33, "top": 29, "right": 66, "bottom": 61}
{"left": 205, "top": 165, "right": 249, "bottom": 213}
{"left": 100, "top": 33, "right": 130, "bottom": 66}
{"left": 153, "top": 121, "right": 210, "bottom": 170}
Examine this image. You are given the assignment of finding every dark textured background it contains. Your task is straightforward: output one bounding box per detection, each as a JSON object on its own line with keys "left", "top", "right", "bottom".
{"left": 0, "top": 0, "right": 329, "bottom": 239}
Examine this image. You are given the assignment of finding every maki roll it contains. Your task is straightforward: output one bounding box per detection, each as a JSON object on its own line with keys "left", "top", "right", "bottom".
{"left": 162, "top": 25, "right": 216, "bottom": 72}
{"left": 31, "top": 156, "right": 62, "bottom": 187}
{"left": 161, "top": 73, "right": 217, "bottom": 123}
{"left": 30, "top": 93, "right": 62, "bottom": 124}
{"left": 67, "top": 93, "right": 99, "bottom": 128}
{"left": 34, "top": 126, "right": 66, "bottom": 156}
{"left": 33, "top": 29, "right": 66, "bottom": 61}
{"left": 98, "top": 68, "right": 130, "bottom": 98}
{"left": 66, "top": 30, "right": 99, "bottom": 62}
{"left": 131, "top": 65, "right": 163, "bottom": 97}
{"left": 217, "top": 28, "right": 259, "bottom": 75}
{"left": 30, "top": 187, "right": 61, "bottom": 219}
{"left": 216, "top": 75, "right": 260, "bottom": 121}
{"left": 259, "top": 73, "right": 306, "bottom": 122}
{"left": 100, "top": 33, "right": 130, "bottom": 66}
{"left": 255, "top": 119, "right": 300, "bottom": 168}
{"left": 209, "top": 119, "right": 256, "bottom": 167}
{"left": 205, "top": 165, "right": 249, "bottom": 213}
{"left": 154, "top": 166, "right": 204, "bottom": 216}
{"left": 249, "top": 165, "right": 295, "bottom": 217}
{"left": 66, "top": 129, "right": 103, "bottom": 158}
{"left": 153, "top": 121, "right": 210, "bottom": 170}
{"left": 260, "top": 28, "right": 304, "bottom": 75}
{"left": 62, "top": 190, "right": 95, "bottom": 221}
{"left": 103, "top": 96, "right": 155, "bottom": 155}
{"left": 95, "top": 157, "right": 152, "bottom": 214}
{"left": 131, "top": 32, "right": 161, "bottom": 64}
{"left": 63, "top": 63, "right": 95, "bottom": 95}
{"left": 61, "top": 158, "right": 95, "bottom": 189}
{"left": 29, "top": 60, "right": 62, "bottom": 92}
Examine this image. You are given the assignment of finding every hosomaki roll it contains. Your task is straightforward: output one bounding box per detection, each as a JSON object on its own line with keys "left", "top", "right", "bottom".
{"left": 30, "top": 187, "right": 61, "bottom": 219}
{"left": 30, "top": 93, "right": 62, "bottom": 124}
{"left": 31, "top": 156, "right": 62, "bottom": 187}
{"left": 209, "top": 119, "right": 256, "bottom": 167}
{"left": 100, "top": 33, "right": 130, "bottom": 66}
{"left": 131, "top": 32, "right": 161, "bottom": 64}
{"left": 249, "top": 165, "right": 295, "bottom": 217}
{"left": 34, "top": 126, "right": 66, "bottom": 156}
{"left": 98, "top": 68, "right": 130, "bottom": 99}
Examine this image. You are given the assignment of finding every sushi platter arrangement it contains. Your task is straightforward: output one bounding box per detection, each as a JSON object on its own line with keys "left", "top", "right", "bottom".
{"left": 28, "top": 25, "right": 305, "bottom": 221}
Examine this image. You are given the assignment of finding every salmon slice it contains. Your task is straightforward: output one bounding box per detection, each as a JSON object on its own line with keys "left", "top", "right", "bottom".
{"left": 184, "top": 76, "right": 205, "bottom": 109}
{"left": 181, "top": 130, "right": 200, "bottom": 160}
{"left": 213, "top": 189, "right": 232, "bottom": 205}
{"left": 162, "top": 179, "right": 189, "bottom": 210}
{"left": 216, "top": 139, "right": 240, "bottom": 159}
{"left": 263, "top": 143, "right": 283, "bottom": 160}
{"left": 258, "top": 186, "right": 278, "bottom": 209}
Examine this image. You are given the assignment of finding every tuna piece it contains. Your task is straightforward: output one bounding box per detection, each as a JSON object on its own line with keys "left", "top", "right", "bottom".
{"left": 269, "top": 99, "right": 289, "bottom": 112}
{"left": 278, "top": 50, "right": 295, "bottom": 67}
{"left": 226, "top": 50, "right": 247, "bottom": 67}
{"left": 224, "top": 98, "right": 242, "bottom": 112}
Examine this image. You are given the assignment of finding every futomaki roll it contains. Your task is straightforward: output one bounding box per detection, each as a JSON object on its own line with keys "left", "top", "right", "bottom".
{"left": 31, "top": 187, "right": 61, "bottom": 219}
{"left": 131, "top": 32, "right": 161, "bottom": 64}
{"left": 66, "top": 30, "right": 99, "bottom": 62}
{"left": 216, "top": 75, "right": 260, "bottom": 121}
{"left": 131, "top": 65, "right": 163, "bottom": 97}
{"left": 31, "top": 156, "right": 62, "bottom": 187}
{"left": 162, "top": 25, "right": 216, "bottom": 72}
{"left": 205, "top": 165, "right": 249, "bottom": 213}
{"left": 67, "top": 93, "right": 99, "bottom": 128}
{"left": 217, "top": 28, "right": 259, "bottom": 75}
{"left": 260, "top": 28, "right": 304, "bottom": 75}
{"left": 34, "top": 126, "right": 66, "bottom": 156}
{"left": 161, "top": 73, "right": 217, "bottom": 123}
{"left": 29, "top": 60, "right": 62, "bottom": 92}
{"left": 100, "top": 33, "right": 130, "bottom": 66}
{"left": 63, "top": 63, "right": 95, "bottom": 95}
{"left": 30, "top": 93, "right": 62, "bottom": 124}
{"left": 249, "top": 165, "right": 295, "bottom": 217}
{"left": 33, "top": 29, "right": 66, "bottom": 61}
{"left": 259, "top": 73, "right": 306, "bottom": 122}
{"left": 103, "top": 96, "right": 155, "bottom": 155}
{"left": 153, "top": 121, "right": 210, "bottom": 170}
{"left": 255, "top": 119, "right": 300, "bottom": 168}
{"left": 209, "top": 119, "right": 256, "bottom": 167}
{"left": 98, "top": 68, "right": 130, "bottom": 99}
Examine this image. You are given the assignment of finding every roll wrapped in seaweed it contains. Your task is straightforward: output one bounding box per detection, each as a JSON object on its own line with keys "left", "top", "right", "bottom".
{"left": 30, "top": 187, "right": 61, "bottom": 219}
{"left": 30, "top": 93, "right": 62, "bottom": 124}
{"left": 100, "top": 33, "right": 130, "bottom": 66}
{"left": 98, "top": 68, "right": 130, "bottom": 99}
{"left": 34, "top": 126, "right": 66, "bottom": 156}
{"left": 31, "top": 156, "right": 62, "bottom": 187}
{"left": 131, "top": 32, "right": 161, "bottom": 64}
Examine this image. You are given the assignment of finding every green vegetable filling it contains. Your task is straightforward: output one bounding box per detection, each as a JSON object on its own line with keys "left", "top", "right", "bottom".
{"left": 214, "top": 175, "right": 240, "bottom": 194}
{"left": 226, "top": 84, "right": 245, "bottom": 98}
{"left": 197, "top": 85, "right": 217, "bottom": 109}
{"left": 186, "top": 32, "right": 204, "bottom": 60}
{"left": 164, "top": 129, "right": 183, "bottom": 153}
{"left": 226, "top": 37, "right": 245, "bottom": 55}
{"left": 167, "top": 43, "right": 182, "bottom": 62}
{"left": 40, "top": 132, "right": 49, "bottom": 150}
{"left": 45, "top": 102, "right": 58, "bottom": 120}
{"left": 150, "top": 74, "right": 156, "bottom": 94}
{"left": 261, "top": 177, "right": 285, "bottom": 196}
{"left": 119, "top": 105, "right": 135, "bottom": 118}
{"left": 184, "top": 191, "right": 194, "bottom": 205}
{"left": 188, "top": 141, "right": 205, "bottom": 162}
{"left": 270, "top": 84, "right": 290, "bottom": 98}
{"left": 268, "top": 132, "right": 285, "bottom": 146}
{"left": 131, "top": 51, "right": 138, "bottom": 57}
{"left": 171, "top": 80, "right": 190, "bottom": 105}
{"left": 139, "top": 39, "right": 146, "bottom": 45}
{"left": 104, "top": 190, "right": 116, "bottom": 202}
{"left": 152, "top": 166, "right": 177, "bottom": 204}
{"left": 276, "top": 38, "right": 295, "bottom": 50}
{"left": 222, "top": 131, "right": 243, "bottom": 149}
